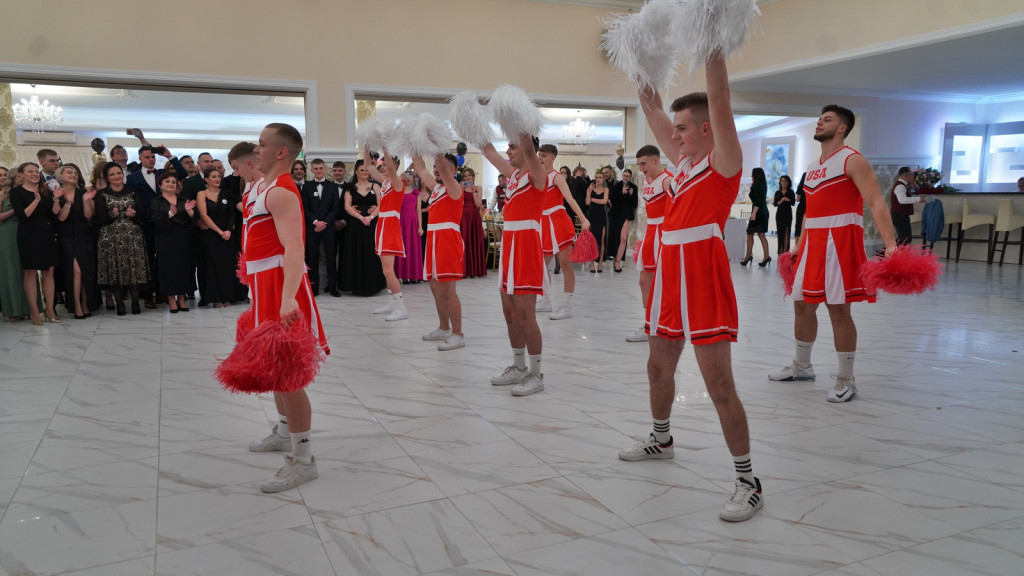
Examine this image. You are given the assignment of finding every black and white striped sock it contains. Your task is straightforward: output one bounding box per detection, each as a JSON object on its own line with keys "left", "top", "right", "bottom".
{"left": 652, "top": 418, "right": 670, "bottom": 444}
{"left": 734, "top": 454, "right": 755, "bottom": 484}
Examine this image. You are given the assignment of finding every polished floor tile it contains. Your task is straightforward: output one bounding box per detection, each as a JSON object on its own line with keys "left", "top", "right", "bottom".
{"left": 0, "top": 259, "right": 1021, "bottom": 575}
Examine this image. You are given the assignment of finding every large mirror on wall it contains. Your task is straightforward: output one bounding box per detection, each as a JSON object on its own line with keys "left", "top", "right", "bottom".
{"left": 6, "top": 82, "right": 305, "bottom": 170}
{"left": 943, "top": 121, "right": 1024, "bottom": 193}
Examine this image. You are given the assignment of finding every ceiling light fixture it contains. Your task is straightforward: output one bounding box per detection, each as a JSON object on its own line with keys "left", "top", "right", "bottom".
{"left": 563, "top": 111, "right": 595, "bottom": 145}
{"left": 13, "top": 84, "right": 64, "bottom": 133}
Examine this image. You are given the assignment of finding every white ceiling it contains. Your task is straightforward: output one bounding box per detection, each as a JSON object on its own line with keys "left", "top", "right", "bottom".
{"left": 732, "top": 21, "right": 1024, "bottom": 101}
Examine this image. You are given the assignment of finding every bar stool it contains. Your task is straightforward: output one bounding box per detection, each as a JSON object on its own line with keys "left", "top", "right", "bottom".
{"left": 991, "top": 200, "right": 1024, "bottom": 266}
{"left": 955, "top": 200, "right": 996, "bottom": 263}
{"left": 936, "top": 200, "right": 961, "bottom": 259}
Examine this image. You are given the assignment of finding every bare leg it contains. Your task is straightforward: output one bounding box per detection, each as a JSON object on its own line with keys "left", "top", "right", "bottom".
{"left": 793, "top": 301, "right": 819, "bottom": 343}
{"left": 23, "top": 270, "right": 41, "bottom": 322}
{"left": 41, "top": 268, "right": 56, "bottom": 318}
{"left": 639, "top": 270, "right": 653, "bottom": 310}
{"left": 429, "top": 279, "right": 450, "bottom": 330}
{"left": 647, "top": 336, "right": 684, "bottom": 420}
{"left": 825, "top": 303, "right": 856, "bottom": 352}
{"left": 279, "top": 390, "right": 310, "bottom": 433}
{"left": 557, "top": 249, "right": 575, "bottom": 293}
{"left": 694, "top": 341, "right": 749, "bottom": 457}
{"left": 441, "top": 281, "right": 462, "bottom": 335}
{"left": 500, "top": 292, "right": 523, "bottom": 348}
{"left": 615, "top": 220, "right": 629, "bottom": 266}
{"left": 72, "top": 260, "right": 87, "bottom": 316}
{"left": 757, "top": 233, "right": 770, "bottom": 260}
{"left": 380, "top": 254, "right": 401, "bottom": 295}
{"left": 512, "top": 293, "right": 541, "bottom": 354}
{"left": 743, "top": 233, "right": 754, "bottom": 260}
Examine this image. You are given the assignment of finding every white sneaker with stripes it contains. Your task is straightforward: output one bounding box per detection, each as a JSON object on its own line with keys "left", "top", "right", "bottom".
{"left": 720, "top": 476, "right": 763, "bottom": 522}
{"left": 618, "top": 434, "right": 674, "bottom": 461}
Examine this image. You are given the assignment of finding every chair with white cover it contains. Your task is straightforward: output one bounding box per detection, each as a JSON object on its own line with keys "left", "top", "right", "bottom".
{"left": 955, "top": 199, "right": 996, "bottom": 263}
{"left": 939, "top": 201, "right": 962, "bottom": 259}
{"left": 991, "top": 200, "right": 1024, "bottom": 267}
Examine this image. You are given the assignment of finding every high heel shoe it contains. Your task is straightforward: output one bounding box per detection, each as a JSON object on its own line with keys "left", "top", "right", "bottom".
{"left": 45, "top": 314, "right": 61, "bottom": 323}
{"left": 759, "top": 256, "right": 772, "bottom": 268}
{"left": 131, "top": 300, "right": 141, "bottom": 315}
{"left": 739, "top": 256, "right": 752, "bottom": 266}
{"left": 590, "top": 264, "right": 596, "bottom": 274}
{"left": 31, "top": 315, "right": 44, "bottom": 326}
{"left": 614, "top": 261, "right": 622, "bottom": 273}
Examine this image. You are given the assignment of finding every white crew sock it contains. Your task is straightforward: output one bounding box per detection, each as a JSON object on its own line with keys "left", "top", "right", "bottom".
{"left": 837, "top": 351, "right": 855, "bottom": 379}
{"left": 795, "top": 339, "right": 814, "bottom": 367}
{"left": 652, "top": 418, "right": 670, "bottom": 444}
{"left": 394, "top": 292, "right": 405, "bottom": 308}
{"left": 513, "top": 347, "right": 527, "bottom": 370}
{"left": 528, "top": 354, "right": 542, "bottom": 376}
{"left": 277, "top": 414, "right": 289, "bottom": 437}
{"left": 564, "top": 293, "right": 574, "bottom": 307}
{"left": 291, "top": 431, "right": 312, "bottom": 463}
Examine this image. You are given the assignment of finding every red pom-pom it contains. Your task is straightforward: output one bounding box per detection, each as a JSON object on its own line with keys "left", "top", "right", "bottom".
{"left": 235, "top": 307, "right": 253, "bottom": 344}
{"left": 777, "top": 251, "right": 797, "bottom": 297}
{"left": 236, "top": 252, "right": 248, "bottom": 286}
{"left": 859, "top": 245, "right": 943, "bottom": 295}
{"left": 570, "top": 230, "right": 599, "bottom": 263}
{"left": 215, "top": 312, "right": 326, "bottom": 394}
{"left": 632, "top": 238, "right": 643, "bottom": 263}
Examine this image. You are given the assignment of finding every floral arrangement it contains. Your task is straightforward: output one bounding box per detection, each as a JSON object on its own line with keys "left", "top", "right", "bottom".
{"left": 913, "top": 167, "right": 941, "bottom": 188}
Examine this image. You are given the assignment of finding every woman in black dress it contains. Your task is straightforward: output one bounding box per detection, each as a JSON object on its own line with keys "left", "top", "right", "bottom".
{"left": 95, "top": 162, "right": 149, "bottom": 315}
{"left": 772, "top": 174, "right": 796, "bottom": 254}
{"left": 53, "top": 164, "right": 99, "bottom": 319}
{"left": 794, "top": 173, "right": 807, "bottom": 238}
{"left": 341, "top": 160, "right": 386, "bottom": 296}
{"left": 150, "top": 172, "right": 196, "bottom": 312}
{"left": 9, "top": 162, "right": 60, "bottom": 324}
{"left": 611, "top": 169, "right": 639, "bottom": 272}
{"left": 585, "top": 171, "right": 610, "bottom": 272}
{"left": 742, "top": 167, "right": 771, "bottom": 267}
{"left": 196, "top": 167, "right": 238, "bottom": 308}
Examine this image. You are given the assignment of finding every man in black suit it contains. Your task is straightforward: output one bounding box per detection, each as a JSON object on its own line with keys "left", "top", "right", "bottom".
{"left": 332, "top": 161, "right": 350, "bottom": 290}
{"left": 126, "top": 145, "right": 187, "bottom": 307}
{"left": 180, "top": 152, "right": 215, "bottom": 305}
{"left": 302, "top": 158, "right": 340, "bottom": 296}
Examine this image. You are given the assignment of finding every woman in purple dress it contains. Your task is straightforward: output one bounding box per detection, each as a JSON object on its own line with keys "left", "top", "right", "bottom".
{"left": 459, "top": 168, "right": 486, "bottom": 278}
{"left": 394, "top": 172, "right": 424, "bottom": 283}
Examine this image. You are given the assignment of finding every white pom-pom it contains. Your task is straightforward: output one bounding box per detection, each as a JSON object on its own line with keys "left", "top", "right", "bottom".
{"left": 601, "top": 0, "right": 683, "bottom": 92}
{"left": 449, "top": 91, "right": 495, "bottom": 149}
{"left": 354, "top": 117, "right": 396, "bottom": 154}
{"left": 488, "top": 85, "right": 545, "bottom": 141}
{"left": 673, "top": 0, "right": 760, "bottom": 71}
{"left": 393, "top": 113, "right": 452, "bottom": 159}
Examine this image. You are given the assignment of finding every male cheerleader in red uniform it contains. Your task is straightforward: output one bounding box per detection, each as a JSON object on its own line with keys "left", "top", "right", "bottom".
{"left": 535, "top": 144, "right": 590, "bottom": 320}
{"left": 412, "top": 153, "right": 466, "bottom": 351}
{"left": 482, "top": 134, "right": 549, "bottom": 396}
{"left": 620, "top": 56, "right": 762, "bottom": 522}
{"left": 769, "top": 105, "right": 897, "bottom": 403}
{"left": 245, "top": 123, "right": 329, "bottom": 492}
{"left": 626, "top": 144, "right": 671, "bottom": 343}
{"left": 364, "top": 147, "right": 410, "bottom": 321}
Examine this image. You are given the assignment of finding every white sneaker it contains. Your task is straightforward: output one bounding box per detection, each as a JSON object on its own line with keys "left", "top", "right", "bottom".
{"left": 768, "top": 361, "right": 816, "bottom": 381}
{"left": 719, "top": 477, "right": 763, "bottom": 522}
{"left": 385, "top": 307, "right": 408, "bottom": 321}
{"left": 374, "top": 301, "right": 395, "bottom": 315}
{"left": 618, "top": 433, "right": 674, "bottom": 461}
{"left": 535, "top": 297, "right": 552, "bottom": 312}
{"left": 260, "top": 455, "right": 319, "bottom": 493}
{"left": 422, "top": 328, "right": 451, "bottom": 341}
{"left": 827, "top": 375, "right": 858, "bottom": 403}
{"left": 626, "top": 328, "right": 649, "bottom": 342}
{"left": 491, "top": 365, "right": 528, "bottom": 386}
{"left": 548, "top": 306, "right": 572, "bottom": 320}
{"left": 248, "top": 425, "right": 291, "bottom": 452}
{"left": 437, "top": 334, "right": 465, "bottom": 351}
{"left": 511, "top": 373, "right": 544, "bottom": 396}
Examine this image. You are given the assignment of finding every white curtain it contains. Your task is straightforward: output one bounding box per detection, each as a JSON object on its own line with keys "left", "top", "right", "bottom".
{"left": 13, "top": 145, "right": 99, "bottom": 178}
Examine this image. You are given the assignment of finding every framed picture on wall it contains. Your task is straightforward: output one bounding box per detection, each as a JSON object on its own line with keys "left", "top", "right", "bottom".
{"left": 762, "top": 136, "right": 796, "bottom": 194}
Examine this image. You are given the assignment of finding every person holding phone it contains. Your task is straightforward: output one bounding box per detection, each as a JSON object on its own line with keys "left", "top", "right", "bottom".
{"left": 459, "top": 167, "right": 486, "bottom": 278}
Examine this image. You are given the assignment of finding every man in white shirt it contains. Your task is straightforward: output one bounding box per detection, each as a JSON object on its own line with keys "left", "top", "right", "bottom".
{"left": 890, "top": 166, "right": 926, "bottom": 246}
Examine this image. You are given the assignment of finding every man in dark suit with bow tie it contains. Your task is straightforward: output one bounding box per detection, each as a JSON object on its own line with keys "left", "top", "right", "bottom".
{"left": 126, "top": 145, "right": 187, "bottom": 307}
{"left": 301, "top": 159, "right": 340, "bottom": 296}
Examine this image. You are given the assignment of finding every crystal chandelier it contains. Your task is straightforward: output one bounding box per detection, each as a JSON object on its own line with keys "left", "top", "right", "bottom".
{"left": 563, "top": 111, "right": 595, "bottom": 145}
{"left": 12, "top": 85, "right": 64, "bottom": 133}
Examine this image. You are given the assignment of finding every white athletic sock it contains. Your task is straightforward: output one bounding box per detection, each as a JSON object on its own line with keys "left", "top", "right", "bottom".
{"left": 564, "top": 293, "right": 574, "bottom": 307}
{"left": 795, "top": 339, "right": 814, "bottom": 367}
{"left": 652, "top": 418, "right": 671, "bottom": 444}
{"left": 837, "top": 351, "right": 855, "bottom": 379}
{"left": 291, "top": 431, "right": 312, "bottom": 463}
{"left": 277, "top": 414, "right": 289, "bottom": 437}
{"left": 529, "top": 354, "right": 542, "bottom": 376}
{"left": 733, "top": 454, "right": 755, "bottom": 484}
{"left": 513, "top": 348, "right": 527, "bottom": 370}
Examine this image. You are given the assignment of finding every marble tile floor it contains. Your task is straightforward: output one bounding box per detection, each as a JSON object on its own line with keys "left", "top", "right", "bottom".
{"left": 0, "top": 259, "right": 1022, "bottom": 576}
